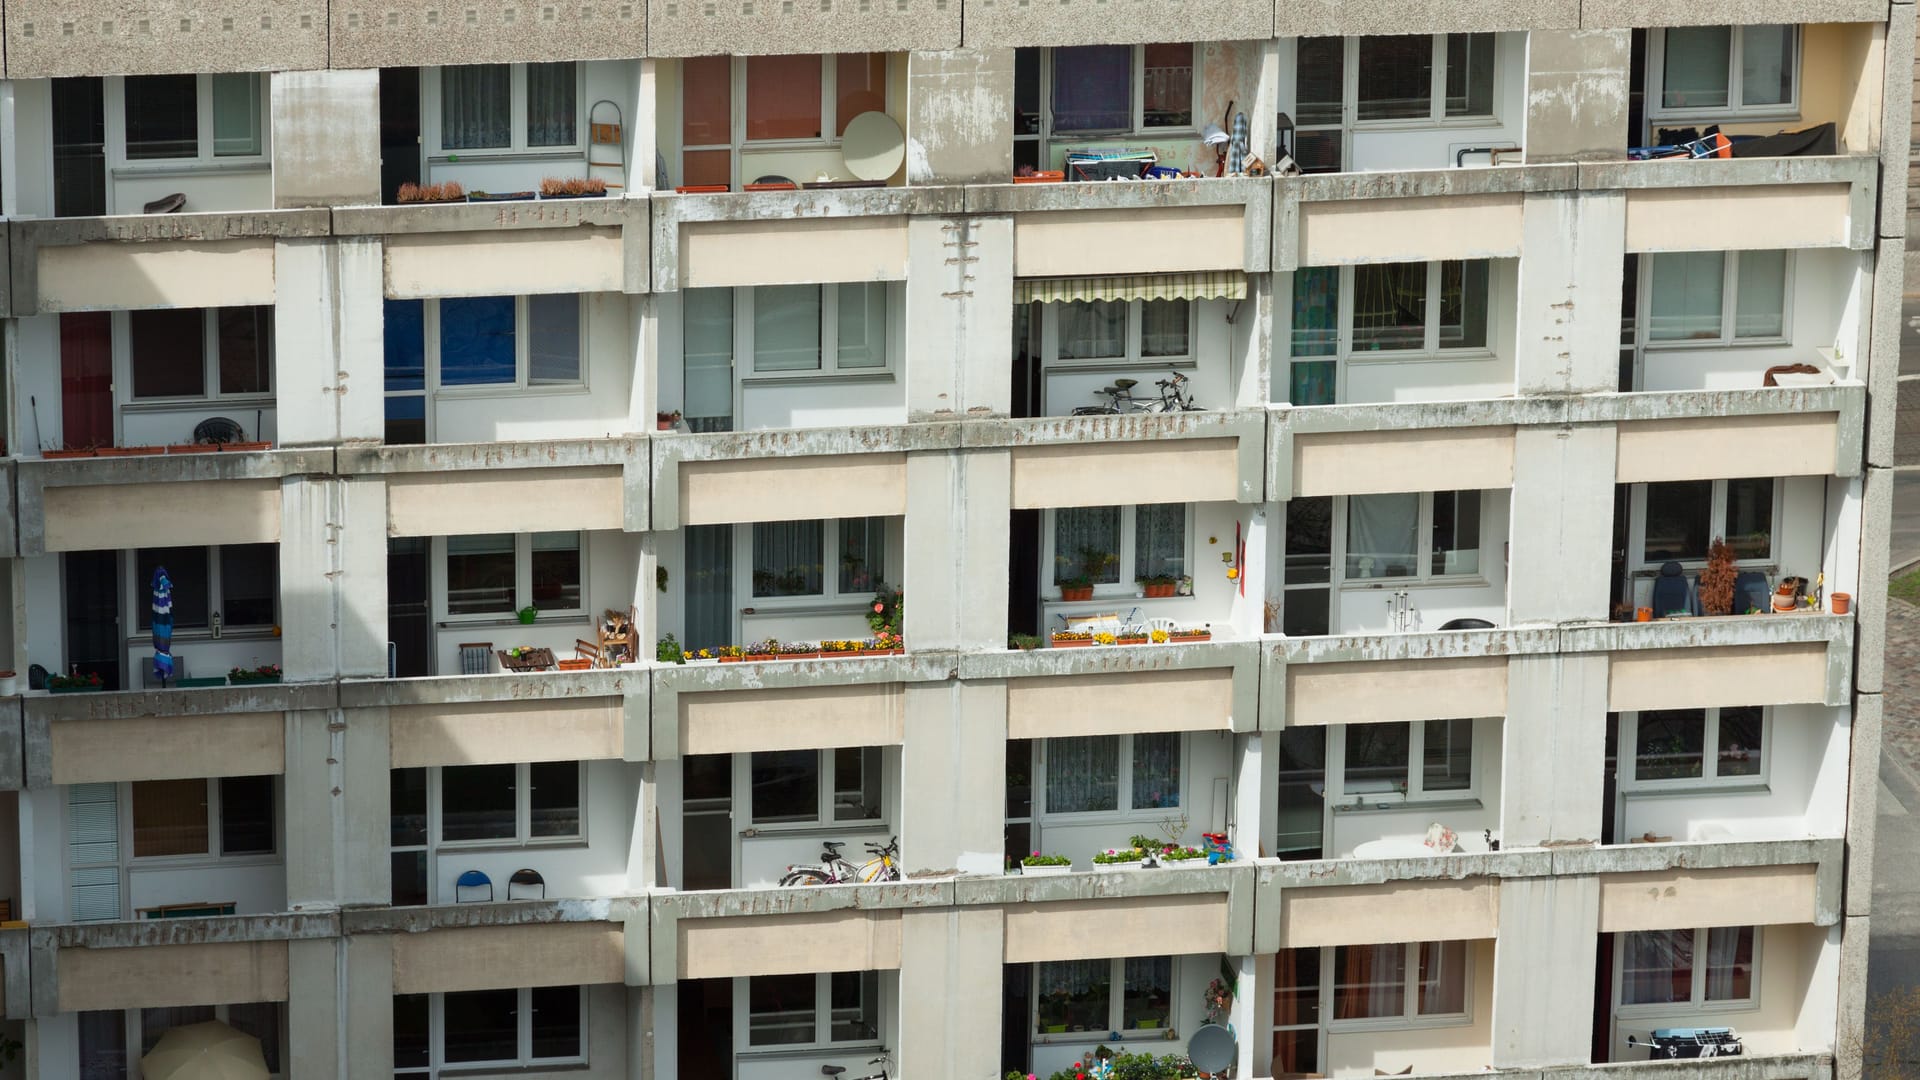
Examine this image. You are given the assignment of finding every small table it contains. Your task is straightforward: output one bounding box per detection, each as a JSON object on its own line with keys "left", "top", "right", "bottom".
{"left": 496, "top": 648, "right": 557, "bottom": 672}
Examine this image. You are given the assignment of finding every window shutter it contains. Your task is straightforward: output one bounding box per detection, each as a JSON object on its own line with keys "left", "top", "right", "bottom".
{"left": 68, "top": 783, "right": 121, "bottom": 922}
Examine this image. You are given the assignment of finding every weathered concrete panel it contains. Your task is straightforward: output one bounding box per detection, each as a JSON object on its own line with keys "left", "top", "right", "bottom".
{"left": 1616, "top": 414, "right": 1840, "bottom": 483}
{"left": 271, "top": 70, "right": 382, "bottom": 209}
{"left": 1281, "top": 881, "right": 1499, "bottom": 947}
{"left": 1003, "top": 894, "right": 1228, "bottom": 962}
{"left": 1293, "top": 427, "right": 1515, "bottom": 498}
{"left": 1287, "top": 657, "right": 1509, "bottom": 727}
{"left": 1596, "top": 865, "right": 1819, "bottom": 932}
{"left": 51, "top": 714, "right": 285, "bottom": 784}
{"left": 1490, "top": 876, "right": 1601, "bottom": 1068}
{"left": 906, "top": 49, "right": 1015, "bottom": 186}
{"left": 678, "top": 454, "right": 908, "bottom": 526}
{"left": 390, "top": 699, "right": 624, "bottom": 767}
{"left": 36, "top": 239, "right": 275, "bottom": 313}
{"left": 41, "top": 479, "right": 281, "bottom": 553}
{"left": 1625, "top": 185, "right": 1854, "bottom": 253}
{"left": 4, "top": 0, "right": 328, "bottom": 78}
{"left": 1578, "top": 0, "right": 1887, "bottom": 28}
{"left": 680, "top": 683, "right": 906, "bottom": 757}
{"left": 1014, "top": 206, "right": 1248, "bottom": 277}
{"left": 386, "top": 468, "right": 625, "bottom": 537}
{"left": 681, "top": 217, "right": 909, "bottom": 289}
{"left": 328, "top": 0, "right": 644, "bottom": 67}
{"left": 1007, "top": 669, "right": 1233, "bottom": 739}
{"left": 385, "top": 229, "right": 626, "bottom": 299}
{"left": 392, "top": 923, "right": 623, "bottom": 994}
{"left": 1607, "top": 642, "right": 1831, "bottom": 711}
{"left": 1299, "top": 194, "right": 1524, "bottom": 266}
{"left": 1010, "top": 439, "right": 1239, "bottom": 509}
{"left": 649, "top": 0, "right": 958, "bottom": 55}
{"left": 59, "top": 942, "right": 288, "bottom": 1012}
{"left": 1523, "top": 30, "right": 1633, "bottom": 165}
{"left": 678, "top": 910, "right": 903, "bottom": 979}
{"left": 1276, "top": 0, "right": 1577, "bottom": 35}
{"left": 962, "top": 0, "right": 1271, "bottom": 47}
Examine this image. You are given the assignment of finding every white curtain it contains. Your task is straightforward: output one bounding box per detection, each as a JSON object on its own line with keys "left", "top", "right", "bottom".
{"left": 752, "top": 520, "right": 824, "bottom": 597}
{"left": 1346, "top": 493, "right": 1418, "bottom": 578}
{"left": 442, "top": 65, "right": 511, "bottom": 149}
{"left": 1055, "top": 507, "right": 1122, "bottom": 583}
{"left": 753, "top": 285, "right": 822, "bottom": 372}
{"left": 1416, "top": 941, "right": 1467, "bottom": 1014}
{"left": 1703, "top": 926, "right": 1753, "bottom": 1001}
{"left": 1046, "top": 735, "right": 1118, "bottom": 813}
{"left": 1130, "top": 732, "right": 1180, "bottom": 809}
{"left": 1132, "top": 504, "right": 1185, "bottom": 579}
{"left": 1060, "top": 300, "right": 1126, "bottom": 359}
{"left": 526, "top": 62, "right": 577, "bottom": 146}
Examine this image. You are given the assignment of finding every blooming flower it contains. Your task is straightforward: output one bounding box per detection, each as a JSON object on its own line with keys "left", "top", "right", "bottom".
{"left": 874, "top": 602, "right": 885, "bottom": 613}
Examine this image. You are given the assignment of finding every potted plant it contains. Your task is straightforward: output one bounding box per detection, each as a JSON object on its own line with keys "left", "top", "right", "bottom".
{"left": 1019, "top": 852, "right": 1072, "bottom": 876}
{"left": 1141, "top": 574, "right": 1177, "bottom": 599}
{"left": 1092, "top": 847, "right": 1146, "bottom": 871}
{"left": 0, "top": 671, "right": 14, "bottom": 696}
{"left": 1009, "top": 633, "right": 1042, "bottom": 651}
{"left": 1092, "top": 631, "right": 1117, "bottom": 646}
{"left": 716, "top": 644, "right": 746, "bottom": 664}
{"left": 1169, "top": 625, "right": 1212, "bottom": 643}
{"left": 556, "top": 657, "right": 593, "bottom": 671}
{"left": 779, "top": 641, "right": 820, "bottom": 661}
{"left": 1149, "top": 628, "right": 1170, "bottom": 644}
{"left": 1159, "top": 844, "right": 1210, "bottom": 865}
{"left": 1699, "top": 537, "right": 1737, "bottom": 616}
{"left": 657, "top": 633, "right": 687, "bottom": 665}
{"left": 682, "top": 647, "right": 717, "bottom": 664}
{"left": 1115, "top": 629, "right": 1149, "bottom": 646}
{"left": 868, "top": 586, "right": 902, "bottom": 641}
{"left": 48, "top": 671, "right": 104, "bottom": 694}
{"left": 1050, "top": 630, "right": 1093, "bottom": 648}
{"left": 539, "top": 176, "right": 609, "bottom": 199}
{"left": 656, "top": 410, "right": 682, "bottom": 432}
{"left": 227, "top": 664, "right": 282, "bottom": 685}
{"left": 866, "top": 632, "right": 904, "bottom": 655}
{"left": 396, "top": 181, "right": 466, "bottom": 204}
{"left": 744, "top": 638, "right": 780, "bottom": 661}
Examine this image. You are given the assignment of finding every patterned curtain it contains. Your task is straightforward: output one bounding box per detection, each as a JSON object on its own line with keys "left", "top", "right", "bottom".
{"left": 684, "top": 524, "right": 734, "bottom": 652}
{"left": 526, "top": 62, "right": 577, "bottom": 147}
{"left": 1046, "top": 736, "right": 1118, "bottom": 813}
{"left": 1130, "top": 732, "right": 1180, "bottom": 809}
{"left": 442, "top": 65, "right": 511, "bottom": 149}
{"left": 1037, "top": 959, "right": 1112, "bottom": 1032}
{"left": 1133, "top": 504, "right": 1185, "bottom": 580}
{"left": 752, "top": 521, "right": 824, "bottom": 597}
{"left": 1059, "top": 300, "right": 1126, "bottom": 359}
{"left": 1055, "top": 506, "right": 1121, "bottom": 584}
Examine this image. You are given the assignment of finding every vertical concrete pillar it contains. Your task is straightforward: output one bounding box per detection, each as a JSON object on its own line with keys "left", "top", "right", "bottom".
{"left": 344, "top": 933, "right": 397, "bottom": 1078}
{"left": 1506, "top": 424, "right": 1617, "bottom": 625}
{"left": 904, "top": 216, "right": 1014, "bottom": 419}
{"left": 631, "top": 61, "right": 662, "bottom": 192}
{"left": 897, "top": 907, "right": 1006, "bottom": 1079}
{"left": 1522, "top": 31, "right": 1630, "bottom": 164}
{"left": 279, "top": 475, "right": 389, "bottom": 681}
{"left": 1229, "top": 274, "right": 1276, "bottom": 409}
{"left": 286, "top": 705, "right": 391, "bottom": 909}
{"left": 270, "top": 70, "right": 381, "bottom": 208}
{"left": 899, "top": 680, "right": 1006, "bottom": 876}
{"left": 903, "top": 449, "right": 1010, "bottom": 651}
{"left": 1512, "top": 192, "right": 1624, "bottom": 396}
{"left": 287, "top": 938, "right": 343, "bottom": 1076}
{"left": 1500, "top": 654, "right": 1607, "bottom": 848}
{"left": 1489, "top": 875, "right": 1599, "bottom": 1067}
{"left": 273, "top": 236, "right": 386, "bottom": 446}
{"left": 1232, "top": 733, "right": 1278, "bottom": 860}
{"left": 905, "top": 49, "right": 1014, "bottom": 185}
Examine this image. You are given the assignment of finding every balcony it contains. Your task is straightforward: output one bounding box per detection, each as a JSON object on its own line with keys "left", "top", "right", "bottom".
{"left": 8, "top": 211, "right": 321, "bottom": 316}
{"left": 23, "top": 682, "right": 328, "bottom": 788}
{"left": 341, "top": 442, "right": 645, "bottom": 534}
{"left": 335, "top": 199, "right": 646, "bottom": 300}
{"left": 17, "top": 450, "right": 318, "bottom": 556}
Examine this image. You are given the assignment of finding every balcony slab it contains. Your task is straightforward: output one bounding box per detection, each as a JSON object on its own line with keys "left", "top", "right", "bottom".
{"left": 648, "top": 0, "right": 959, "bottom": 55}
{"left": 9, "top": 210, "right": 329, "bottom": 314}
{"left": 4, "top": 0, "right": 328, "bottom": 78}
{"left": 328, "top": 0, "right": 644, "bottom": 68}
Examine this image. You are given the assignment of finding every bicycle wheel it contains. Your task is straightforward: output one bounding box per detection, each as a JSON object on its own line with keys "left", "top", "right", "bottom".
{"left": 780, "top": 868, "right": 835, "bottom": 887}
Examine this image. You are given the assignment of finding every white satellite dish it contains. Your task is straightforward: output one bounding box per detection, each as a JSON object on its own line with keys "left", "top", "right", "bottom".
{"left": 841, "top": 111, "right": 905, "bottom": 181}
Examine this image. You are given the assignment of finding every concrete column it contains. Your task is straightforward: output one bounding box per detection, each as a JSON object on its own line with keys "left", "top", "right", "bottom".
{"left": 273, "top": 236, "right": 386, "bottom": 446}
{"left": 1522, "top": 31, "right": 1630, "bottom": 164}
{"left": 1506, "top": 424, "right": 1617, "bottom": 625}
{"left": 285, "top": 706, "right": 391, "bottom": 909}
{"left": 270, "top": 70, "right": 381, "bottom": 208}
{"left": 287, "top": 938, "right": 343, "bottom": 1076}
{"left": 1512, "top": 192, "right": 1624, "bottom": 396}
{"left": 279, "top": 475, "right": 389, "bottom": 681}
{"left": 905, "top": 49, "right": 1014, "bottom": 185}
{"left": 903, "top": 216, "right": 1014, "bottom": 420}
{"left": 1500, "top": 654, "right": 1607, "bottom": 848}
{"left": 630, "top": 61, "right": 661, "bottom": 193}
{"left": 1232, "top": 733, "right": 1278, "bottom": 860}
{"left": 1, "top": 79, "right": 54, "bottom": 219}
{"left": 1836, "top": 915, "right": 1870, "bottom": 1080}
{"left": 897, "top": 907, "right": 1006, "bottom": 1079}
{"left": 902, "top": 449, "right": 1010, "bottom": 651}
{"left": 628, "top": 293, "right": 661, "bottom": 434}
{"left": 344, "top": 933, "right": 397, "bottom": 1078}
{"left": 899, "top": 680, "right": 1006, "bottom": 876}
{"left": 1229, "top": 274, "right": 1276, "bottom": 409}
{"left": 1489, "top": 875, "right": 1599, "bottom": 1067}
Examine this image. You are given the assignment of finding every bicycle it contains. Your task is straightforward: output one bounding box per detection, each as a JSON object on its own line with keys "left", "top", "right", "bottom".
{"left": 780, "top": 836, "right": 901, "bottom": 886}
{"left": 822, "top": 1051, "right": 894, "bottom": 1080}
{"left": 1070, "top": 371, "right": 1200, "bottom": 415}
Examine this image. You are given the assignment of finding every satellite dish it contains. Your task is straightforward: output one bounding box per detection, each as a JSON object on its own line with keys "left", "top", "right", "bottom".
{"left": 842, "top": 111, "right": 905, "bottom": 181}
{"left": 1188, "top": 1024, "right": 1236, "bottom": 1075}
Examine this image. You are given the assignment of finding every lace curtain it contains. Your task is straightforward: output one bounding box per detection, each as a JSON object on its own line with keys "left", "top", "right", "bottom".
{"left": 1130, "top": 732, "right": 1180, "bottom": 809}
{"left": 1133, "top": 504, "right": 1185, "bottom": 580}
{"left": 1055, "top": 506, "right": 1121, "bottom": 584}
{"left": 752, "top": 521, "right": 824, "bottom": 597}
{"left": 1059, "top": 300, "right": 1126, "bottom": 359}
{"left": 1046, "top": 736, "right": 1119, "bottom": 813}
{"left": 442, "top": 65, "right": 511, "bottom": 149}
{"left": 526, "top": 62, "right": 577, "bottom": 147}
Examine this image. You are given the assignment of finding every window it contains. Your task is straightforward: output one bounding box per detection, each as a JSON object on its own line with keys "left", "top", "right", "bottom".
{"left": 1331, "top": 941, "right": 1470, "bottom": 1024}
{"left": 749, "top": 748, "right": 883, "bottom": 826}
{"left": 1340, "top": 719, "right": 1475, "bottom": 804}
{"left": 394, "top": 986, "right": 586, "bottom": 1076}
{"left": 1285, "top": 261, "right": 1494, "bottom": 402}
{"left": 116, "top": 73, "right": 266, "bottom": 162}
{"left": 83, "top": 1003, "right": 284, "bottom": 1078}
{"left": 129, "top": 776, "right": 277, "bottom": 859}
{"left": 437, "top": 63, "right": 579, "bottom": 152}
{"left": 679, "top": 53, "right": 891, "bottom": 185}
{"left": 1012, "top": 44, "right": 1198, "bottom": 168}
{"left": 1048, "top": 299, "right": 1193, "bottom": 365}
{"left": 746, "top": 972, "right": 881, "bottom": 1048}
{"left": 443, "top": 531, "right": 582, "bottom": 617}
{"left": 1634, "top": 478, "right": 1776, "bottom": 566}
{"left": 133, "top": 545, "right": 279, "bottom": 631}
{"left": 436, "top": 762, "right": 584, "bottom": 844}
{"left": 1356, "top": 34, "right": 1495, "bottom": 122}
{"left": 1651, "top": 26, "right": 1798, "bottom": 117}
{"left": 1619, "top": 707, "right": 1766, "bottom": 786}
{"left": 1642, "top": 251, "right": 1789, "bottom": 345}
{"left": 437, "top": 295, "right": 584, "bottom": 388}
{"left": 1034, "top": 957, "right": 1175, "bottom": 1035}
{"left": 1344, "top": 492, "right": 1483, "bottom": 583}
{"left": 750, "top": 518, "right": 888, "bottom": 599}
{"left": 1619, "top": 927, "right": 1757, "bottom": 1008}
{"left": 1051, "top": 504, "right": 1190, "bottom": 595}
{"left": 1042, "top": 733, "right": 1181, "bottom": 815}
{"left": 128, "top": 307, "right": 274, "bottom": 400}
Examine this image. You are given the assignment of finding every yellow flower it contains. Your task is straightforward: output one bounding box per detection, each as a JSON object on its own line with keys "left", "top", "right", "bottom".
{"left": 1150, "top": 628, "right": 1169, "bottom": 643}
{"left": 1093, "top": 631, "right": 1117, "bottom": 645}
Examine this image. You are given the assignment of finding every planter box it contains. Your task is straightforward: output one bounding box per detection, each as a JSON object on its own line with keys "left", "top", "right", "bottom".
{"left": 1169, "top": 633, "right": 1212, "bottom": 643}
{"left": 98, "top": 446, "right": 165, "bottom": 457}
{"left": 1115, "top": 636, "right": 1149, "bottom": 647}
{"left": 675, "top": 185, "right": 730, "bottom": 194}
{"left": 555, "top": 659, "right": 593, "bottom": 671}
{"left": 1160, "top": 857, "right": 1214, "bottom": 868}
{"left": 468, "top": 191, "right": 535, "bottom": 202}
{"left": 44, "top": 449, "right": 99, "bottom": 459}
{"left": 779, "top": 652, "right": 820, "bottom": 661}
{"left": 745, "top": 182, "right": 798, "bottom": 192}
{"left": 49, "top": 685, "right": 105, "bottom": 693}
{"left": 1019, "top": 863, "right": 1073, "bottom": 876}
{"left": 227, "top": 675, "right": 283, "bottom": 686}
{"left": 1051, "top": 637, "right": 1093, "bottom": 648}
{"left": 176, "top": 676, "right": 228, "bottom": 688}
{"left": 820, "top": 651, "right": 860, "bottom": 660}
{"left": 718, "top": 656, "right": 747, "bottom": 663}
{"left": 1093, "top": 861, "right": 1143, "bottom": 871}
{"left": 1014, "top": 172, "right": 1065, "bottom": 183}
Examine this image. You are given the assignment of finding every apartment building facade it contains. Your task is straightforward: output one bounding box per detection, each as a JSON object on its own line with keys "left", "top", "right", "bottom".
{"left": 0, "top": 0, "right": 1900, "bottom": 1077}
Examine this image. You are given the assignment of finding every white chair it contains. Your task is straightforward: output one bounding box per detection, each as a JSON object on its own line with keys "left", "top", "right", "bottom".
{"left": 1147, "top": 617, "right": 1179, "bottom": 639}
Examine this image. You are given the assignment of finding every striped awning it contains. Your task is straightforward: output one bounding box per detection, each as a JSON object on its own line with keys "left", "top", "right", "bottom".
{"left": 1015, "top": 271, "right": 1248, "bottom": 305}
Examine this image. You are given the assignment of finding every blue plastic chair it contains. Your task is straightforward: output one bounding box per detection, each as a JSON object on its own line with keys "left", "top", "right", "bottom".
{"left": 455, "top": 870, "right": 493, "bottom": 903}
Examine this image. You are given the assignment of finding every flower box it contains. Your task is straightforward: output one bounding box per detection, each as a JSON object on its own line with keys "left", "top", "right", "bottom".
{"left": 820, "top": 650, "right": 860, "bottom": 659}
{"left": 176, "top": 676, "right": 228, "bottom": 688}
{"left": 1094, "top": 860, "right": 1143, "bottom": 872}
{"left": 1050, "top": 635, "right": 1093, "bottom": 648}
{"left": 1115, "top": 635, "right": 1149, "bottom": 647}
{"left": 49, "top": 684, "right": 105, "bottom": 693}
{"left": 43, "top": 448, "right": 99, "bottom": 459}
{"left": 675, "top": 184, "right": 730, "bottom": 194}
{"left": 1142, "top": 582, "right": 1176, "bottom": 598}
{"left": 1014, "top": 171, "right": 1065, "bottom": 184}
{"left": 227, "top": 674, "right": 283, "bottom": 685}
{"left": 779, "top": 651, "right": 819, "bottom": 661}
{"left": 467, "top": 190, "right": 536, "bottom": 202}
{"left": 718, "top": 655, "right": 748, "bottom": 664}
{"left": 1170, "top": 631, "right": 1212, "bottom": 643}
{"left": 745, "top": 181, "right": 798, "bottom": 192}
{"left": 555, "top": 658, "right": 593, "bottom": 671}
{"left": 1019, "top": 863, "right": 1073, "bottom": 876}
{"left": 98, "top": 445, "right": 165, "bottom": 457}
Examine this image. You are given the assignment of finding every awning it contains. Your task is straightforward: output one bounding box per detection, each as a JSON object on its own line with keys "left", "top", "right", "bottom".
{"left": 1015, "top": 271, "right": 1248, "bottom": 305}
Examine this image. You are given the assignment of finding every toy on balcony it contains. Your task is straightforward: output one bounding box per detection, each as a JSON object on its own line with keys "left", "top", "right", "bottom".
{"left": 1200, "top": 832, "right": 1234, "bottom": 865}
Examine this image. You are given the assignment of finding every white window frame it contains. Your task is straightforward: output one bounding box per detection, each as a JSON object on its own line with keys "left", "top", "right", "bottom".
{"left": 394, "top": 986, "right": 590, "bottom": 1076}
{"left": 1035, "top": 733, "right": 1187, "bottom": 821}
{"left": 125, "top": 544, "right": 281, "bottom": 640}
{"left": 1322, "top": 941, "right": 1475, "bottom": 1032}
{"left": 104, "top": 73, "right": 271, "bottom": 168}
{"left": 431, "top": 760, "right": 588, "bottom": 849}
{"left": 1646, "top": 26, "right": 1801, "bottom": 123}
{"left": 433, "top": 531, "right": 587, "bottom": 623}
{"left": 1636, "top": 251, "right": 1794, "bottom": 351}
{"left": 679, "top": 54, "right": 896, "bottom": 189}
{"left": 86, "top": 1002, "right": 288, "bottom": 1079}
{"left": 1030, "top": 956, "right": 1180, "bottom": 1041}
{"left": 1043, "top": 504, "right": 1194, "bottom": 600}
{"left": 1614, "top": 926, "right": 1760, "bottom": 1015}
{"left": 1037, "top": 298, "right": 1198, "bottom": 369}
{"left": 1336, "top": 491, "right": 1490, "bottom": 590}
{"left": 1617, "top": 708, "right": 1771, "bottom": 791}
{"left": 735, "top": 972, "right": 886, "bottom": 1053}
{"left": 736, "top": 284, "right": 900, "bottom": 380}
{"left": 424, "top": 62, "right": 587, "bottom": 157}
{"left": 1023, "top": 44, "right": 1203, "bottom": 140}
{"left": 1350, "top": 34, "right": 1501, "bottom": 129}
{"left": 739, "top": 748, "right": 888, "bottom": 832}
{"left": 1289, "top": 261, "right": 1499, "bottom": 365}
{"left": 1626, "top": 478, "right": 1782, "bottom": 572}
{"left": 1327, "top": 719, "right": 1481, "bottom": 809}
{"left": 424, "top": 295, "right": 589, "bottom": 396}
{"left": 122, "top": 776, "right": 282, "bottom": 865}
{"left": 741, "top": 517, "right": 893, "bottom": 607}
{"left": 115, "top": 308, "right": 275, "bottom": 406}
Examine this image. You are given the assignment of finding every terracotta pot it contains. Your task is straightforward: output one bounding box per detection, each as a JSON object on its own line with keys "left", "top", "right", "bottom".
{"left": 1634, "top": 607, "right": 1653, "bottom": 622}
{"left": 1116, "top": 636, "right": 1148, "bottom": 647}
{"left": 657, "top": 420, "right": 675, "bottom": 431}
{"left": 780, "top": 651, "right": 819, "bottom": 661}
{"left": 1170, "top": 632, "right": 1211, "bottom": 643}
{"left": 1060, "top": 585, "right": 1094, "bottom": 601}
{"left": 718, "top": 656, "right": 746, "bottom": 663}
{"left": 1051, "top": 637, "right": 1093, "bottom": 648}
{"left": 1143, "top": 583, "right": 1176, "bottom": 598}
{"left": 1832, "top": 592, "right": 1852, "bottom": 615}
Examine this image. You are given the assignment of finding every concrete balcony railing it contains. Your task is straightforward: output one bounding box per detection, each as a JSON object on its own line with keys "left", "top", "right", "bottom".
{"left": 649, "top": 187, "right": 958, "bottom": 293}
{"left": 21, "top": 681, "right": 334, "bottom": 789}
{"left": 336, "top": 439, "right": 650, "bottom": 537}
{"left": 1592, "top": 155, "right": 1878, "bottom": 256}
{"left": 976, "top": 178, "right": 1273, "bottom": 279}
{"left": 328, "top": 0, "right": 644, "bottom": 68}
{"left": 7, "top": 210, "right": 327, "bottom": 316}
{"left": 958, "top": 640, "right": 1259, "bottom": 741}
{"left": 341, "top": 668, "right": 641, "bottom": 769}
{"left": 332, "top": 199, "right": 649, "bottom": 299}
{"left": 28, "top": 913, "right": 335, "bottom": 1019}
{"left": 341, "top": 899, "right": 634, "bottom": 995}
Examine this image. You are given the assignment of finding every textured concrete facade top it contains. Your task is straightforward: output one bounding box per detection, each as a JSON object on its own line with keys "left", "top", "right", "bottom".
{"left": 1577, "top": 0, "right": 1889, "bottom": 28}
{"left": 328, "top": 0, "right": 645, "bottom": 68}
{"left": 647, "top": 0, "right": 961, "bottom": 57}
{"left": 3, "top": 0, "right": 327, "bottom": 78}
{"left": 961, "top": 0, "right": 1272, "bottom": 48}
{"left": 1274, "top": 0, "right": 1576, "bottom": 36}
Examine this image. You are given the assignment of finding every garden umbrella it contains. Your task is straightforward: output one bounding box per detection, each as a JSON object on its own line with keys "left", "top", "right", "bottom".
{"left": 150, "top": 565, "right": 174, "bottom": 687}
{"left": 139, "top": 1020, "right": 269, "bottom": 1080}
